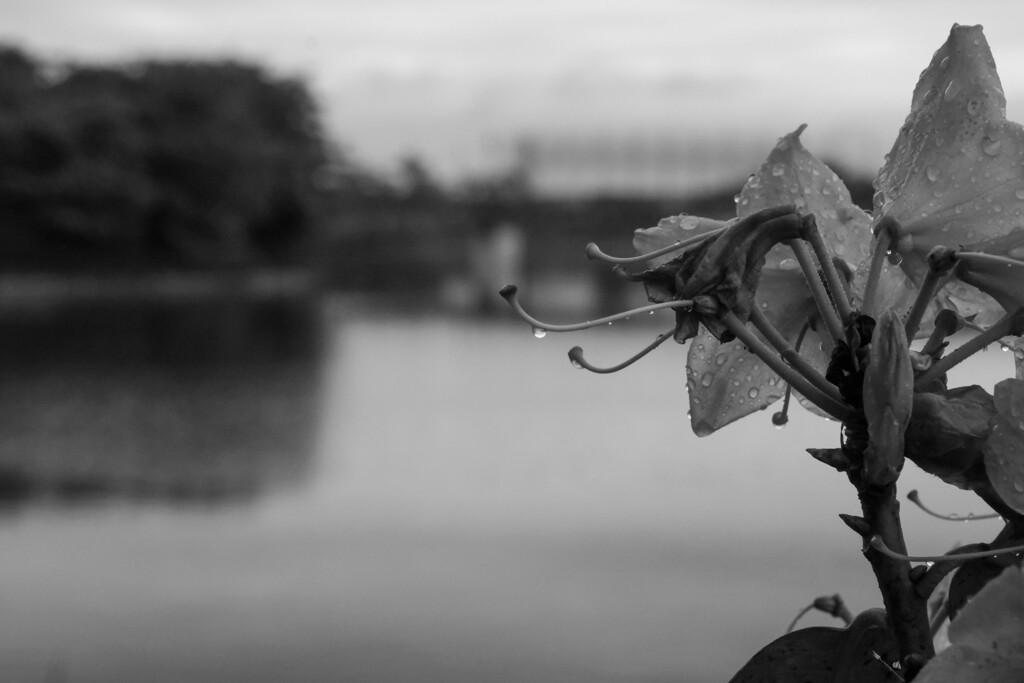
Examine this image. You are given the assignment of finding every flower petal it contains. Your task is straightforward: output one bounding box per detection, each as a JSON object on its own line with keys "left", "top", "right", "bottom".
{"left": 956, "top": 252, "right": 1024, "bottom": 314}
{"left": 633, "top": 214, "right": 729, "bottom": 268}
{"left": 685, "top": 324, "right": 786, "bottom": 436}
{"left": 875, "top": 24, "right": 1024, "bottom": 286}
{"left": 737, "top": 124, "right": 872, "bottom": 272}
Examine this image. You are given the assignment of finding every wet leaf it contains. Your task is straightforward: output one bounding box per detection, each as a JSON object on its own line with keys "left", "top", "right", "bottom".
{"left": 728, "top": 608, "right": 901, "bottom": 683}
{"left": 981, "top": 379, "right": 1024, "bottom": 514}
{"left": 686, "top": 325, "right": 785, "bottom": 437}
{"left": 948, "top": 557, "right": 1011, "bottom": 621}
{"left": 904, "top": 384, "right": 994, "bottom": 488}
{"left": 916, "top": 566, "right": 1024, "bottom": 683}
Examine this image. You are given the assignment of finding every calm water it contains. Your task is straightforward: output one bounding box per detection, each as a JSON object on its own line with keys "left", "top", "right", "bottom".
{"left": 0, "top": 297, "right": 1013, "bottom": 683}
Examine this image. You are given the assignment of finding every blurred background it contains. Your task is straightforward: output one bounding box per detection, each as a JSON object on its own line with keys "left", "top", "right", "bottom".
{"left": 0, "top": 2, "right": 1022, "bottom": 681}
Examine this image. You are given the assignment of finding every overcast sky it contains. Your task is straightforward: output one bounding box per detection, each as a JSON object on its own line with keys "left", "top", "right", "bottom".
{"left": 5, "top": 1, "right": 1024, "bottom": 190}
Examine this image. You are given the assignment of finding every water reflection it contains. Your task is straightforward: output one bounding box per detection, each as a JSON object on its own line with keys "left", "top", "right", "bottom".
{"left": 0, "top": 297, "right": 323, "bottom": 510}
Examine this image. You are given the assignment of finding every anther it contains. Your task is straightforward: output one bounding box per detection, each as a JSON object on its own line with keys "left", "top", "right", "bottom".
{"left": 499, "top": 284, "right": 694, "bottom": 333}
{"left": 568, "top": 330, "right": 674, "bottom": 374}
{"left": 906, "top": 490, "right": 999, "bottom": 521}
{"left": 869, "top": 535, "right": 1024, "bottom": 562}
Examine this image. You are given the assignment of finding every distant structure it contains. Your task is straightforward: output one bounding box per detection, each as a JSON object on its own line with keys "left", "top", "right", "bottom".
{"left": 504, "top": 134, "right": 768, "bottom": 198}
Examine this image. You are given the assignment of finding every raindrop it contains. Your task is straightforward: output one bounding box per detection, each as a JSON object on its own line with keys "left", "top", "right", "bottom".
{"left": 747, "top": 387, "right": 760, "bottom": 399}
{"left": 1015, "top": 189, "right": 1024, "bottom": 201}
{"left": 700, "top": 372, "right": 714, "bottom": 387}
{"left": 943, "top": 81, "right": 961, "bottom": 101}
{"left": 570, "top": 358, "right": 583, "bottom": 369}
{"left": 532, "top": 327, "right": 547, "bottom": 339}
{"left": 939, "top": 56, "right": 950, "bottom": 69}
{"left": 778, "top": 258, "right": 799, "bottom": 270}
{"left": 771, "top": 164, "right": 785, "bottom": 177}
{"left": 714, "top": 353, "right": 728, "bottom": 366}
{"left": 886, "top": 250, "right": 904, "bottom": 266}
{"left": 983, "top": 138, "right": 1002, "bottom": 156}
{"left": 748, "top": 176, "right": 762, "bottom": 189}
{"left": 926, "top": 166, "right": 940, "bottom": 182}
{"left": 967, "top": 98, "right": 982, "bottom": 116}
{"left": 821, "top": 186, "right": 832, "bottom": 196}
{"left": 1015, "top": 478, "right": 1024, "bottom": 494}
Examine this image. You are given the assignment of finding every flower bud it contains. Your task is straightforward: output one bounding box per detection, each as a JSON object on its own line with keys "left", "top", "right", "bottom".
{"left": 862, "top": 310, "right": 913, "bottom": 486}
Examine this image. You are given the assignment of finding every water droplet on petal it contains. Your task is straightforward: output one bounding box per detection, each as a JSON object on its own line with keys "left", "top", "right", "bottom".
{"left": 778, "top": 258, "right": 799, "bottom": 270}
{"left": 1015, "top": 189, "right": 1024, "bottom": 201}
{"left": 943, "top": 81, "right": 961, "bottom": 101}
{"left": 983, "top": 139, "right": 1002, "bottom": 156}
{"left": 926, "top": 166, "right": 940, "bottom": 182}
{"left": 967, "top": 98, "right": 982, "bottom": 116}
{"left": 771, "top": 164, "right": 785, "bottom": 177}
{"left": 700, "top": 372, "right": 714, "bottom": 388}
{"left": 532, "top": 327, "right": 547, "bottom": 339}
{"left": 747, "top": 387, "right": 759, "bottom": 399}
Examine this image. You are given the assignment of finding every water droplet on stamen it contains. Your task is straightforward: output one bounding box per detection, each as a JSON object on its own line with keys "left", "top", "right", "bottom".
{"left": 886, "top": 250, "right": 903, "bottom": 266}
{"left": 532, "top": 327, "right": 547, "bottom": 339}
{"left": 570, "top": 358, "right": 583, "bottom": 369}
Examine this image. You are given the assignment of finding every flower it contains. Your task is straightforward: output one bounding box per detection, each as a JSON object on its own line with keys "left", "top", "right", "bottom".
{"left": 873, "top": 24, "right": 1024, "bottom": 323}
{"left": 632, "top": 126, "right": 870, "bottom": 434}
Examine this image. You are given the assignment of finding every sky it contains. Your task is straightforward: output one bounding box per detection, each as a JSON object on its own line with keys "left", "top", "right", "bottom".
{"left": 5, "top": 1, "right": 1024, "bottom": 193}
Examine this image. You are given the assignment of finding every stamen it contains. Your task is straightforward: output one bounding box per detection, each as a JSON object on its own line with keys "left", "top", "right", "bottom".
{"left": 800, "top": 214, "right": 854, "bottom": 324}
{"left": 914, "top": 307, "right": 1024, "bottom": 389}
{"left": 903, "top": 247, "right": 956, "bottom": 341}
{"left": 861, "top": 217, "right": 898, "bottom": 317}
{"left": 749, "top": 308, "right": 842, "bottom": 407}
{"left": 498, "top": 284, "right": 694, "bottom": 333}
{"left": 771, "top": 322, "right": 810, "bottom": 427}
{"left": 907, "top": 489, "right": 1000, "bottom": 521}
{"left": 786, "top": 239, "right": 843, "bottom": 347}
{"left": 584, "top": 228, "right": 725, "bottom": 265}
{"left": 919, "top": 309, "right": 963, "bottom": 359}
{"left": 718, "top": 311, "right": 854, "bottom": 422}
{"left": 869, "top": 535, "right": 1024, "bottom": 562}
{"left": 568, "top": 329, "right": 674, "bottom": 373}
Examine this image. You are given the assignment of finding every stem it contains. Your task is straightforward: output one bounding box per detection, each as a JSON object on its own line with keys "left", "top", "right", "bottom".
{"left": 914, "top": 308, "right": 1024, "bottom": 389}
{"left": 856, "top": 483, "right": 935, "bottom": 666}
{"left": 801, "top": 216, "right": 854, "bottom": 324}
{"left": 719, "top": 311, "right": 854, "bottom": 421}
{"left": 748, "top": 307, "right": 845, "bottom": 406}
{"left": 786, "top": 239, "right": 844, "bottom": 347}
{"left": 870, "top": 536, "right": 1024, "bottom": 563}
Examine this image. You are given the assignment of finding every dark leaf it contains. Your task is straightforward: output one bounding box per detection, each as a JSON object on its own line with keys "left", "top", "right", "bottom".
{"left": 728, "top": 608, "right": 901, "bottom": 683}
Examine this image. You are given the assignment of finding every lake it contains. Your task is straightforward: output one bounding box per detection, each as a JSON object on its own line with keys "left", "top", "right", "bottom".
{"left": 0, "top": 296, "right": 1012, "bottom": 682}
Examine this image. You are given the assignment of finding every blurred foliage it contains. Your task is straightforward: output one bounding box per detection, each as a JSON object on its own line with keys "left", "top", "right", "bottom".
{"left": 0, "top": 46, "right": 338, "bottom": 270}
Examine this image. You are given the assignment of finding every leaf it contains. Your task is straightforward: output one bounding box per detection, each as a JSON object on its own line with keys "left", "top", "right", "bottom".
{"left": 982, "top": 379, "right": 1024, "bottom": 514}
{"left": 728, "top": 608, "right": 902, "bottom": 683}
{"left": 948, "top": 557, "right": 1011, "bottom": 621}
{"left": 904, "top": 385, "right": 994, "bottom": 489}
{"left": 685, "top": 324, "right": 785, "bottom": 437}
{"left": 915, "top": 566, "right": 1024, "bottom": 682}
